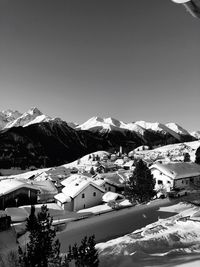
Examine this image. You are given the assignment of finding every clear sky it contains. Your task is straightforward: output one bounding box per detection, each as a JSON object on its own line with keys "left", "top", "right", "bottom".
{"left": 0, "top": 0, "right": 200, "bottom": 131}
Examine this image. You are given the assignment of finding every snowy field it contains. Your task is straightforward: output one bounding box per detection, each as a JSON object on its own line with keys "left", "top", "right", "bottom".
{"left": 97, "top": 202, "right": 200, "bottom": 267}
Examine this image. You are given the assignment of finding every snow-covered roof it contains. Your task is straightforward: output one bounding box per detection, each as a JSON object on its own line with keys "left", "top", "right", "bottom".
{"left": 0, "top": 180, "right": 39, "bottom": 196}
{"left": 150, "top": 162, "right": 200, "bottom": 180}
{"left": 96, "top": 172, "right": 126, "bottom": 187}
{"left": 62, "top": 180, "right": 105, "bottom": 199}
{"left": 54, "top": 193, "right": 71, "bottom": 203}
{"left": 5, "top": 207, "right": 29, "bottom": 222}
{"left": 93, "top": 179, "right": 106, "bottom": 187}
{"left": 114, "top": 159, "right": 124, "bottom": 166}
{"left": 102, "top": 192, "right": 124, "bottom": 202}
{"left": 61, "top": 174, "right": 91, "bottom": 187}
{"left": 32, "top": 180, "right": 58, "bottom": 195}
{"left": 123, "top": 160, "right": 134, "bottom": 167}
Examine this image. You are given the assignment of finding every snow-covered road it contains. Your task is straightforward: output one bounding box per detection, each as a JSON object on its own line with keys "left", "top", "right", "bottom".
{"left": 57, "top": 198, "right": 178, "bottom": 252}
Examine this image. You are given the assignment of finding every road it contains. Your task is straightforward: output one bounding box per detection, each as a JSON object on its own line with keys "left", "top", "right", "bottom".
{"left": 57, "top": 198, "right": 178, "bottom": 252}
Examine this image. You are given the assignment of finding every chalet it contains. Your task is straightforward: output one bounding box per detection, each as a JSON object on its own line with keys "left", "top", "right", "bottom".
{"left": 60, "top": 173, "right": 92, "bottom": 188}
{"left": 150, "top": 162, "right": 200, "bottom": 191}
{"left": 0, "top": 180, "right": 40, "bottom": 210}
{"left": 32, "top": 180, "right": 58, "bottom": 203}
{"left": 54, "top": 180, "right": 105, "bottom": 211}
{"left": 94, "top": 172, "right": 128, "bottom": 193}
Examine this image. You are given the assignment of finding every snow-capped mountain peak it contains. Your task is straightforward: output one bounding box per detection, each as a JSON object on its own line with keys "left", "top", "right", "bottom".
{"left": 190, "top": 131, "right": 200, "bottom": 140}
{"left": 1, "top": 109, "right": 22, "bottom": 120}
{"left": 5, "top": 107, "right": 51, "bottom": 129}
{"left": 166, "top": 122, "right": 190, "bottom": 136}
{"left": 26, "top": 107, "right": 43, "bottom": 116}
{"left": 0, "top": 109, "right": 22, "bottom": 129}
{"left": 135, "top": 120, "right": 181, "bottom": 141}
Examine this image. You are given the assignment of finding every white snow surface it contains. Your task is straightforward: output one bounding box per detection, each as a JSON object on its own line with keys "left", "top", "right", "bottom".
{"left": 191, "top": 131, "right": 200, "bottom": 140}
{"left": 5, "top": 107, "right": 52, "bottom": 128}
{"left": 0, "top": 109, "right": 22, "bottom": 129}
{"left": 76, "top": 116, "right": 126, "bottom": 132}
{"left": 97, "top": 203, "right": 200, "bottom": 267}
{"left": 76, "top": 117, "right": 195, "bottom": 141}
{"left": 135, "top": 121, "right": 181, "bottom": 140}
{"left": 132, "top": 140, "right": 200, "bottom": 162}
{"left": 166, "top": 122, "right": 190, "bottom": 135}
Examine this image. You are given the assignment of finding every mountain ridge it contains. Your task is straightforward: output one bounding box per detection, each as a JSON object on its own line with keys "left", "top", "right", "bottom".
{"left": 0, "top": 108, "right": 198, "bottom": 169}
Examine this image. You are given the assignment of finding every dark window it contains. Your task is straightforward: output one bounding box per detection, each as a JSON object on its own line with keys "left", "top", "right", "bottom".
{"left": 93, "top": 192, "right": 96, "bottom": 197}
{"left": 82, "top": 193, "right": 85, "bottom": 198}
{"left": 108, "top": 187, "right": 111, "bottom": 191}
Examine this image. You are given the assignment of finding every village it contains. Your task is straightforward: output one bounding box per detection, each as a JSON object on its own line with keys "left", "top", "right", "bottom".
{"left": 1, "top": 141, "right": 200, "bottom": 247}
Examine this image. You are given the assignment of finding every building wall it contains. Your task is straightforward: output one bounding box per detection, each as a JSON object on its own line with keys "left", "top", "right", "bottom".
{"left": 0, "top": 188, "right": 38, "bottom": 210}
{"left": 152, "top": 168, "right": 200, "bottom": 190}
{"left": 151, "top": 169, "right": 173, "bottom": 192}
{"left": 103, "top": 183, "right": 116, "bottom": 193}
{"left": 56, "top": 200, "right": 73, "bottom": 211}
{"left": 73, "top": 185, "right": 103, "bottom": 211}
{"left": 174, "top": 175, "right": 200, "bottom": 188}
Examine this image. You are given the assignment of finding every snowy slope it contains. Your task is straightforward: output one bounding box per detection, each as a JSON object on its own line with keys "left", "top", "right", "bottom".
{"left": 5, "top": 107, "right": 51, "bottom": 128}
{"left": 97, "top": 203, "right": 200, "bottom": 267}
{"left": 191, "top": 131, "right": 200, "bottom": 140}
{"left": 0, "top": 109, "right": 22, "bottom": 129}
{"left": 131, "top": 140, "right": 200, "bottom": 162}
{"left": 135, "top": 121, "right": 181, "bottom": 140}
{"left": 77, "top": 117, "right": 194, "bottom": 142}
{"left": 76, "top": 117, "right": 126, "bottom": 132}
{"left": 166, "top": 122, "right": 190, "bottom": 136}
{"left": 24, "top": 114, "right": 52, "bottom": 127}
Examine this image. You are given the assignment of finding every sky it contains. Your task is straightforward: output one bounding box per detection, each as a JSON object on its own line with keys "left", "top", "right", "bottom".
{"left": 0, "top": 0, "right": 200, "bottom": 131}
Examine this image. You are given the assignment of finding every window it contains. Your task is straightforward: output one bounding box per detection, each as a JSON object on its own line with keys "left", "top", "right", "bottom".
{"left": 82, "top": 193, "right": 85, "bottom": 198}
{"left": 108, "top": 187, "right": 111, "bottom": 191}
{"left": 157, "top": 180, "right": 163, "bottom": 185}
{"left": 93, "top": 192, "right": 96, "bottom": 197}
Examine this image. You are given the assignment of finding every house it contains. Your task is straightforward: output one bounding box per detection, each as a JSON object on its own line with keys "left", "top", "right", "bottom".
{"left": 61, "top": 173, "right": 92, "bottom": 188}
{"left": 32, "top": 180, "right": 58, "bottom": 203}
{"left": 94, "top": 172, "right": 127, "bottom": 193}
{"left": 114, "top": 159, "right": 124, "bottom": 168}
{"left": 54, "top": 180, "right": 105, "bottom": 211}
{"left": 0, "top": 180, "right": 40, "bottom": 210}
{"left": 150, "top": 162, "right": 200, "bottom": 191}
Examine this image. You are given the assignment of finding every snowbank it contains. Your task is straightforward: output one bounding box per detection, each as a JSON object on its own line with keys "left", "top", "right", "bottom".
{"left": 97, "top": 203, "right": 200, "bottom": 267}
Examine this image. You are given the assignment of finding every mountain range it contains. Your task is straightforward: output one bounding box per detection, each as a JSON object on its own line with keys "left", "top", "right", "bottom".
{"left": 0, "top": 108, "right": 199, "bottom": 169}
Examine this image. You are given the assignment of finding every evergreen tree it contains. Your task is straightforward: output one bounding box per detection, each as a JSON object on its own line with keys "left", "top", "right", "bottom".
{"left": 183, "top": 152, "right": 190, "bottom": 162}
{"left": 65, "top": 235, "right": 99, "bottom": 267}
{"left": 18, "top": 205, "right": 61, "bottom": 267}
{"left": 125, "top": 160, "right": 155, "bottom": 203}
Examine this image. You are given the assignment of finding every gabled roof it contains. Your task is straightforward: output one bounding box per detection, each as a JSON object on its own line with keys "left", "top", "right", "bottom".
{"left": 150, "top": 162, "right": 200, "bottom": 180}
{"left": 96, "top": 172, "right": 126, "bottom": 187}
{"left": 61, "top": 174, "right": 91, "bottom": 187}
{"left": 93, "top": 179, "right": 106, "bottom": 187}
{"left": 29, "top": 180, "right": 58, "bottom": 195}
{"left": 62, "top": 180, "right": 105, "bottom": 199}
{"left": 0, "top": 179, "right": 39, "bottom": 196}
